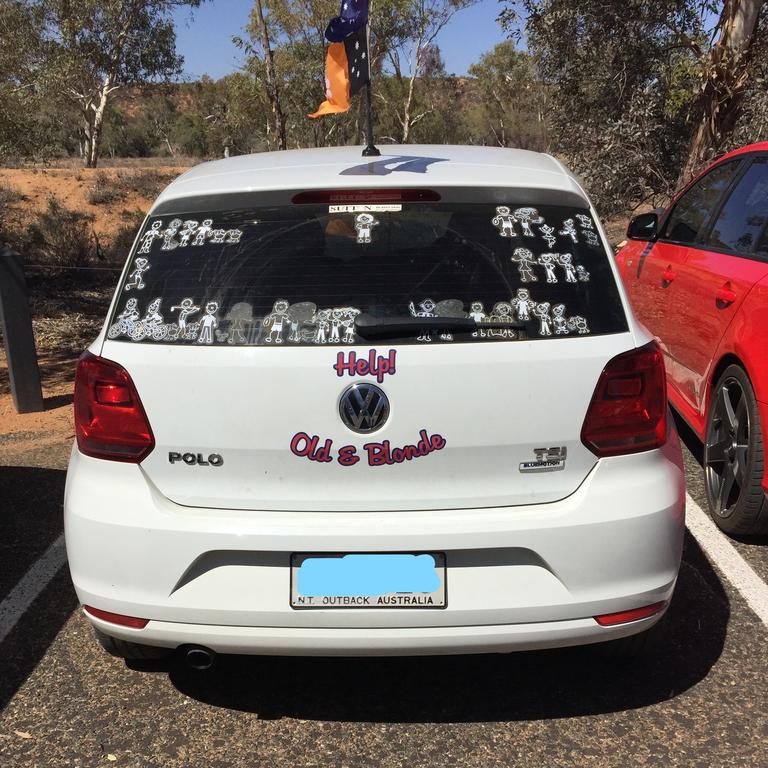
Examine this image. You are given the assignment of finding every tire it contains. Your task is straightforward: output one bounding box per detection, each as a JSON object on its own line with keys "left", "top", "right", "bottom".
{"left": 94, "top": 628, "right": 171, "bottom": 661}
{"left": 704, "top": 365, "right": 768, "bottom": 536}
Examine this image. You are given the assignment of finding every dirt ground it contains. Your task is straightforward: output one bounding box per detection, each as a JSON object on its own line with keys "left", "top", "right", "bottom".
{"left": 0, "top": 165, "right": 191, "bottom": 237}
{"left": 0, "top": 384, "right": 74, "bottom": 460}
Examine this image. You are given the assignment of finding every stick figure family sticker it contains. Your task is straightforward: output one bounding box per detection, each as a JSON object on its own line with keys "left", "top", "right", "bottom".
{"left": 137, "top": 219, "right": 243, "bottom": 255}
{"left": 491, "top": 206, "right": 600, "bottom": 249}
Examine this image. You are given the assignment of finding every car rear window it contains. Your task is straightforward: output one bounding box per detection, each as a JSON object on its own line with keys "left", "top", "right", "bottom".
{"left": 108, "top": 200, "right": 628, "bottom": 346}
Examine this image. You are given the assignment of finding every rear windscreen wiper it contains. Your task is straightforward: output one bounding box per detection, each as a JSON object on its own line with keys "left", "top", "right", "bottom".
{"left": 354, "top": 313, "right": 527, "bottom": 340}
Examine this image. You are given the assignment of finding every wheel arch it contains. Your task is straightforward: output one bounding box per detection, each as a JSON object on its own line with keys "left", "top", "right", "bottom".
{"left": 710, "top": 354, "right": 748, "bottom": 398}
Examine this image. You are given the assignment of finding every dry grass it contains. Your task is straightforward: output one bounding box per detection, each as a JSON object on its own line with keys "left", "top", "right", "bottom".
{"left": 0, "top": 183, "right": 24, "bottom": 206}
{"left": 20, "top": 156, "right": 200, "bottom": 170}
{"left": 86, "top": 169, "right": 177, "bottom": 207}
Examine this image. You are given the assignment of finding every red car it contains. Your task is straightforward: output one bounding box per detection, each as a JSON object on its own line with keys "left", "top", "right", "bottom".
{"left": 617, "top": 141, "right": 768, "bottom": 536}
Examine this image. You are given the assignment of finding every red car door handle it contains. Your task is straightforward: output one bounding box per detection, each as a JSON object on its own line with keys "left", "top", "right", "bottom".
{"left": 661, "top": 267, "right": 676, "bottom": 285}
{"left": 716, "top": 285, "right": 737, "bottom": 306}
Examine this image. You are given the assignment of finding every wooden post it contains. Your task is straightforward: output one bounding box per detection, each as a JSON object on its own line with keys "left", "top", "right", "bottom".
{"left": 0, "top": 247, "right": 44, "bottom": 414}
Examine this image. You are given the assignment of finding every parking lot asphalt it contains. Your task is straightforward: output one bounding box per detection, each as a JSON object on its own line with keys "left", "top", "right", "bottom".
{"left": 1, "top": 416, "right": 767, "bottom": 768}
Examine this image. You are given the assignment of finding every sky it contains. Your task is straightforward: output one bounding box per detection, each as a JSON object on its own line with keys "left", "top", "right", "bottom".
{"left": 172, "top": 0, "right": 509, "bottom": 81}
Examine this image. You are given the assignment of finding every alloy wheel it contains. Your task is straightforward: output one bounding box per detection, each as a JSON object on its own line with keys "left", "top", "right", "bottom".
{"left": 705, "top": 378, "right": 750, "bottom": 518}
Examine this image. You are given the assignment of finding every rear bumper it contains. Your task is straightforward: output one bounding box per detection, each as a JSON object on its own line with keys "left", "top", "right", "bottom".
{"left": 65, "top": 431, "right": 686, "bottom": 656}
{"left": 85, "top": 610, "right": 668, "bottom": 657}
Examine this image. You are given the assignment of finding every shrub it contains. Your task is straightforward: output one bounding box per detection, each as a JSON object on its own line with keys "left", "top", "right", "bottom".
{"left": 86, "top": 171, "right": 123, "bottom": 205}
{"left": 23, "top": 198, "right": 98, "bottom": 268}
{"left": 0, "top": 183, "right": 23, "bottom": 206}
{"left": 0, "top": 184, "right": 24, "bottom": 247}
{"left": 107, "top": 209, "right": 146, "bottom": 262}
{"left": 114, "top": 169, "right": 174, "bottom": 200}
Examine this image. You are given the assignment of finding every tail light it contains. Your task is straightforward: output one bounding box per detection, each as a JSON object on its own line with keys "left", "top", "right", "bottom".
{"left": 595, "top": 602, "right": 666, "bottom": 626}
{"left": 74, "top": 351, "right": 155, "bottom": 463}
{"left": 292, "top": 189, "right": 441, "bottom": 204}
{"left": 83, "top": 606, "right": 149, "bottom": 629}
{"left": 581, "top": 342, "right": 667, "bottom": 457}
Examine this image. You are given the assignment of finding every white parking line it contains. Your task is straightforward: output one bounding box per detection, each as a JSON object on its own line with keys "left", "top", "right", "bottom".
{"left": 686, "top": 494, "right": 768, "bottom": 627}
{"left": 0, "top": 534, "right": 67, "bottom": 645}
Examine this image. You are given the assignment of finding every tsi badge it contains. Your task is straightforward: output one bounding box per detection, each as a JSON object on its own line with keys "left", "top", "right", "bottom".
{"left": 520, "top": 446, "right": 567, "bottom": 474}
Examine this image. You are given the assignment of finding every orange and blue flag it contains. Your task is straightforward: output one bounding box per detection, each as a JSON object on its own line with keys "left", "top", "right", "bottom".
{"left": 309, "top": 2, "right": 370, "bottom": 119}
{"left": 325, "top": 0, "right": 369, "bottom": 42}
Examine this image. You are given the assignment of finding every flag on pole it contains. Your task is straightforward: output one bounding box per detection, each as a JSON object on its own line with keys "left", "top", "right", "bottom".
{"left": 325, "top": 0, "right": 370, "bottom": 43}
{"left": 309, "top": 2, "right": 371, "bottom": 119}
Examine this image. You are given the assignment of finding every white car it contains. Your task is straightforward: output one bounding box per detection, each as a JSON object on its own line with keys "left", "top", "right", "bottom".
{"left": 65, "top": 145, "right": 685, "bottom": 666}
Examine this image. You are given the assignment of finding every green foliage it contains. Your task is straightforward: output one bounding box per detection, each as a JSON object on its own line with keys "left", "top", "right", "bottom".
{"left": 36, "top": 0, "right": 206, "bottom": 166}
{"left": 498, "top": 0, "right": 705, "bottom": 213}
{"left": 467, "top": 42, "right": 548, "bottom": 150}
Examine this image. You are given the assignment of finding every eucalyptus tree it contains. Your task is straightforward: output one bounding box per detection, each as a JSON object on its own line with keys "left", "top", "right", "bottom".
{"left": 40, "top": 0, "right": 204, "bottom": 167}
{"left": 500, "top": 0, "right": 766, "bottom": 206}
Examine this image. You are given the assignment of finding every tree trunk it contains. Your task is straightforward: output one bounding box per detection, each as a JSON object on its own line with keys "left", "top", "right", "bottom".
{"left": 401, "top": 54, "right": 419, "bottom": 143}
{"left": 253, "top": 0, "right": 287, "bottom": 151}
{"left": 677, "top": 0, "right": 762, "bottom": 188}
{"left": 86, "top": 75, "right": 114, "bottom": 169}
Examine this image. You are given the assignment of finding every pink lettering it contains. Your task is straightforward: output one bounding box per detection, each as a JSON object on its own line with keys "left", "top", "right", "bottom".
{"left": 338, "top": 445, "right": 360, "bottom": 467}
{"left": 364, "top": 430, "right": 447, "bottom": 467}
{"left": 290, "top": 433, "right": 333, "bottom": 463}
{"left": 333, "top": 350, "right": 397, "bottom": 384}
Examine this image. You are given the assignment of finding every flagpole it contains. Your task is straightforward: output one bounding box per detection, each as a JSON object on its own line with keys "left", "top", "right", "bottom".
{"left": 363, "top": 81, "right": 380, "bottom": 157}
{"left": 362, "top": 13, "right": 380, "bottom": 157}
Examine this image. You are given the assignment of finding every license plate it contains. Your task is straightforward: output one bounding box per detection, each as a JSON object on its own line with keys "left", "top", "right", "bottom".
{"left": 290, "top": 553, "right": 446, "bottom": 609}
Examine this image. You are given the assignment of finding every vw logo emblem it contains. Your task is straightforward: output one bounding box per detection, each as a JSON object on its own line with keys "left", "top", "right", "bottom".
{"left": 339, "top": 383, "right": 390, "bottom": 434}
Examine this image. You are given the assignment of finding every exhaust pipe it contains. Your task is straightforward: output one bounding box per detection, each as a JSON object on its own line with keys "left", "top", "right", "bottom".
{"left": 184, "top": 646, "right": 216, "bottom": 671}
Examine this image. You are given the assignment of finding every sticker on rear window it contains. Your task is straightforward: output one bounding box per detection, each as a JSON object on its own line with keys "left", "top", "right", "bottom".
{"left": 136, "top": 218, "right": 243, "bottom": 254}
{"left": 169, "top": 298, "right": 200, "bottom": 332}
{"left": 354, "top": 213, "right": 380, "bottom": 244}
{"left": 559, "top": 218, "right": 579, "bottom": 243}
{"left": 512, "top": 248, "right": 539, "bottom": 283}
{"left": 329, "top": 204, "right": 402, "bottom": 213}
{"left": 138, "top": 221, "right": 164, "bottom": 254}
{"left": 539, "top": 224, "right": 557, "bottom": 248}
{"left": 197, "top": 301, "right": 220, "bottom": 345}
{"left": 512, "top": 289, "right": 536, "bottom": 321}
{"left": 108, "top": 202, "right": 626, "bottom": 346}
{"left": 492, "top": 206, "right": 518, "bottom": 238}
{"left": 513, "top": 207, "right": 545, "bottom": 237}
{"left": 538, "top": 253, "right": 559, "bottom": 283}
{"left": 125, "top": 257, "right": 150, "bottom": 291}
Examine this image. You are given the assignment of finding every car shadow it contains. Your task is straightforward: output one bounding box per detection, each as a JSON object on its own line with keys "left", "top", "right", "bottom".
{"left": 0, "top": 466, "right": 78, "bottom": 711}
{"left": 166, "top": 532, "right": 728, "bottom": 722}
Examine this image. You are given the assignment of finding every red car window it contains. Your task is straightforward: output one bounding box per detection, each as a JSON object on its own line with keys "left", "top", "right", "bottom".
{"left": 662, "top": 160, "right": 740, "bottom": 245}
{"left": 705, "top": 157, "right": 768, "bottom": 255}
